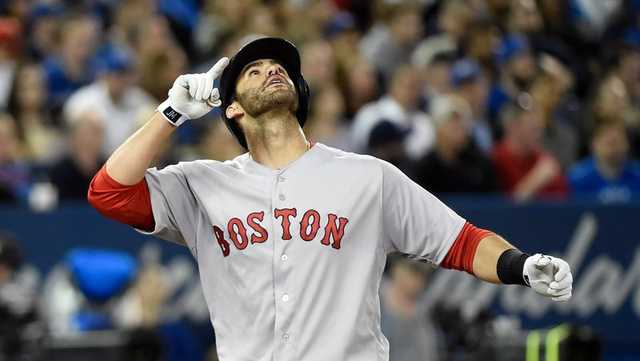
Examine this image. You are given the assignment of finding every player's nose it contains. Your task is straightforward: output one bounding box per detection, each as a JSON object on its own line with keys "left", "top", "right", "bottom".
{"left": 266, "top": 63, "right": 285, "bottom": 77}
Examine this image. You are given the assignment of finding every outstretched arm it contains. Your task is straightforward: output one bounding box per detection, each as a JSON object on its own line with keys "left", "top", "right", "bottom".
{"left": 379, "top": 157, "right": 573, "bottom": 302}
{"left": 442, "top": 225, "right": 573, "bottom": 302}
{"left": 470, "top": 233, "right": 514, "bottom": 283}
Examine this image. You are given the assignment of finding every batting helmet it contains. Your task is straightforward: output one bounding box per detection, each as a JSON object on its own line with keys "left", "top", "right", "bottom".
{"left": 219, "top": 37, "right": 310, "bottom": 149}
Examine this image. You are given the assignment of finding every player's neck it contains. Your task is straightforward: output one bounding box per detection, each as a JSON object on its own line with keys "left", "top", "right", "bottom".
{"left": 245, "top": 111, "right": 310, "bottom": 170}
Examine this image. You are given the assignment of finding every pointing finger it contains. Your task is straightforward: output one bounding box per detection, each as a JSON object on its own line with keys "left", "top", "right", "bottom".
{"left": 206, "top": 57, "right": 229, "bottom": 80}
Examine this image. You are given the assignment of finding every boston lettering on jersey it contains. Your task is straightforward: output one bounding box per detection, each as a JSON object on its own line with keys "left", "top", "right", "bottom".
{"left": 212, "top": 208, "right": 349, "bottom": 257}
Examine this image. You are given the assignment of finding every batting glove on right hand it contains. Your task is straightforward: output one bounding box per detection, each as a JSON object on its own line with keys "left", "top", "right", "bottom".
{"left": 157, "top": 57, "right": 229, "bottom": 126}
{"left": 523, "top": 254, "right": 573, "bottom": 302}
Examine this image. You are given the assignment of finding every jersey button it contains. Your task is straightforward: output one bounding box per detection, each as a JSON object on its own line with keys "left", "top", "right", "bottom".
{"left": 281, "top": 254, "right": 288, "bottom": 262}
{"left": 279, "top": 194, "right": 285, "bottom": 201}
{"left": 282, "top": 294, "right": 289, "bottom": 302}
{"left": 282, "top": 333, "right": 290, "bottom": 343}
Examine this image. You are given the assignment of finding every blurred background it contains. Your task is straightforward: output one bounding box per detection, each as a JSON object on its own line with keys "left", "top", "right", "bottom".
{"left": 0, "top": 0, "right": 638, "bottom": 360}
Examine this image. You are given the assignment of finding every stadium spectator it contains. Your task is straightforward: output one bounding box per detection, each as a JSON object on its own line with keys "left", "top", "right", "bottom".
{"left": 492, "top": 96, "right": 568, "bottom": 201}
{"left": 427, "top": 0, "right": 473, "bottom": 44}
{"left": 569, "top": 121, "right": 640, "bottom": 202}
{"left": 42, "top": 15, "right": 100, "bottom": 118}
{"left": 339, "top": 56, "right": 380, "bottom": 120}
{"left": 488, "top": 34, "right": 538, "bottom": 130}
{"left": 591, "top": 75, "right": 633, "bottom": 126}
{"left": 0, "top": 115, "right": 31, "bottom": 204}
{"left": 451, "top": 58, "right": 493, "bottom": 153}
{"left": 49, "top": 112, "right": 105, "bottom": 200}
{"left": 304, "top": 85, "right": 351, "bottom": 150}
{"left": 380, "top": 256, "right": 441, "bottom": 361}
{"left": 109, "top": 0, "right": 158, "bottom": 50}
{"left": 416, "top": 51, "right": 456, "bottom": 104}
{"left": 459, "top": 17, "right": 501, "bottom": 73}
{"left": 0, "top": 18, "right": 20, "bottom": 111}
{"left": 360, "top": 2, "right": 423, "bottom": 82}
{"left": 416, "top": 95, "right": 496, "bottom": 194}
{"left": 616, "top": 30, "right": 640, "bottom": 157}
{"left": 24, "top": 3, "right": 64, "bottom": 61}
{"left": 507, "top": 0, "right": 576, "bottom": 70}
{"left": 0, "top": 232, "right": 42, "bottom": 361}
{"left": 135, "top": 16, "right": 188, "bottom": 102}
{"left": 529, "top": 56, "right": 579, "bottom": 169}
{"left": 366, "top": 120, "right": 412, "bottom": 176}
{"left": 617, "top": 30, "right": 640, "bottom": 111}
{"left": 245, "top": 5, "right": 281, "bottom": 38}
{"left": 352, "top": 65, "right": 434, "bottom": 160}
{"left": 301, "top": 39, "right": 337, "bottom": 92}
{"left": 509, "top": 0, "right": 544, "bottom": 35}
{"left": 324, "top": 10, "right": 362, "bottom": 74}
{"left": 7, "top": 63, "right": 64, "bottom": 164}
{"left": 63, "top": 48, "right": 155, "bottom": 155}
{"left": 589, "top": 74, "right": 640, "bottom": 158}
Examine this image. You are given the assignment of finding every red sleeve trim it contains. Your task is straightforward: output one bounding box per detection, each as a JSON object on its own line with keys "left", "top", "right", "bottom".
{"left": 87, "top": 167, "right": 155, "bottom": 231}
{"left": 440, "top": 222, "right": 494, "bottom": 275}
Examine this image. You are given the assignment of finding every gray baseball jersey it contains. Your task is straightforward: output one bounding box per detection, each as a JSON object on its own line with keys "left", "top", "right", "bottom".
{"left": 138, "top": 143, "right": 465, "bottom": 361}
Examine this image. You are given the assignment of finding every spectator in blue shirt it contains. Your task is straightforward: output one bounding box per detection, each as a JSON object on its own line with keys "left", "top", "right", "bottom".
{"left": 569, "top": 121, "right": 640, "bottom": 202}
{"left": 488, "top": 34, "right": 537, "bottom": 135}
{"left": 42, "top": 15, "right": 100, "bottom": 121}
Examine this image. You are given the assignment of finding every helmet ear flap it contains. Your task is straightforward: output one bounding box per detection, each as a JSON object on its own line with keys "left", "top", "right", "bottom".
{"left": 295, "top": 75, "right": 311, "bottom": 128}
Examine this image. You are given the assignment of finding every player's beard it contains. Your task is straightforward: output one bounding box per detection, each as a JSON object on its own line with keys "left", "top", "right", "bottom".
{"left": 236, "top": 82, "right": 298, "bottom": 119}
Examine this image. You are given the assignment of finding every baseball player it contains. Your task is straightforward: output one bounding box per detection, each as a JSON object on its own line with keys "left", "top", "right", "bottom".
{"left": 88, "top": 37, "right": 573, "bottom": 361}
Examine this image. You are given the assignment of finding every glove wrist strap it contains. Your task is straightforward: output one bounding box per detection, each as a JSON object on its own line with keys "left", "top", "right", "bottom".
{"left": 497, "top": 249, "right": 529, "bottom": 286}
{"left": 157, "top": 99, "right": 189, "bottom": 127}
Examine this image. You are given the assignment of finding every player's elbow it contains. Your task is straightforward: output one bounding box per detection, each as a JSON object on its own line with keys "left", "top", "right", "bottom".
{"left": 87, "top": 172, "right": 107, "bottom": 212}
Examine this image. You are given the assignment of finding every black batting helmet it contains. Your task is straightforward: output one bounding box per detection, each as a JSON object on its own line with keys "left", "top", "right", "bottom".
{"left": 219, "top": 37, "right": 310, "bottom": 149}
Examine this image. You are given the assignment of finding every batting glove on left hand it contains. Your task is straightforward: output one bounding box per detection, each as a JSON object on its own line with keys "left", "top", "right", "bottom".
{"left": 523, "top": 254, "right": 573, "bottom": 302}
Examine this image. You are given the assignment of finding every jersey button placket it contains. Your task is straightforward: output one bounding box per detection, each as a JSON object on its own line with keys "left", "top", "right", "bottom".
{"left": 273, "top": 171, "right": 294, "bottom": 356}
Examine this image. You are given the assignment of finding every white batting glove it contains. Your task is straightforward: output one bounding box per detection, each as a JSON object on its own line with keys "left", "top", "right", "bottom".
{"left": 157, "top": 57, "right": 229, "bottom": 126}
{"left": 523, "top": 254, "right": 573, "bottom": 302}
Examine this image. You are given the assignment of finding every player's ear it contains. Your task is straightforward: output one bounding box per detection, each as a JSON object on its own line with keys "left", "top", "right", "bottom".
{"left": 225, "top": 101, "right": 245, "bottom": 120}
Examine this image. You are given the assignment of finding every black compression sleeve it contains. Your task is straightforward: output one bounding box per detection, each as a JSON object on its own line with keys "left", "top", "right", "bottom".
{"left": 496, "top": 249, "right": 529, "bottom": 286}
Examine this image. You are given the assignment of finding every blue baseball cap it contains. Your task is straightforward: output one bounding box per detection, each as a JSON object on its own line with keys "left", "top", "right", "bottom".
{"left": 368, "top": 120, "right": 411, "bottom": 149}
{"left": 28, "top": 3, "right": 65, "bottom": 20}
{"left": 496, "top": 34, "right": 531, "bottom": 65}
{"left": 324, "top": 11, "right": 356, "bottom": 39}
{"left": 99, "top": 48, "right": 134, "bottom": 73}
{"left": 451, "top": 58, "right": 481, "bottom": 87}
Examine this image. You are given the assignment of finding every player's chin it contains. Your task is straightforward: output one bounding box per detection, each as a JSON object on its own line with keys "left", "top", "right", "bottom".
{"left": 263, "top": 87, "right": 295, "bottom": 102}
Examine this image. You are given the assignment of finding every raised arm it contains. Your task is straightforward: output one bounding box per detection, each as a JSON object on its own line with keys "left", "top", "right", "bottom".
{"left": 106, "top": 113, "right": 176, "bottom": 184}
{"left": 88, "top": 58, "right": 229, "bottom": 230}
{"left": 105, "top": 57, "right": 229, "bottom": 184}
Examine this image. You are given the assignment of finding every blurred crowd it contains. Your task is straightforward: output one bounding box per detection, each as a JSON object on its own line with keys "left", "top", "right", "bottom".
{"left": 1, "top": 0, "right": 640, "bottom": 207}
